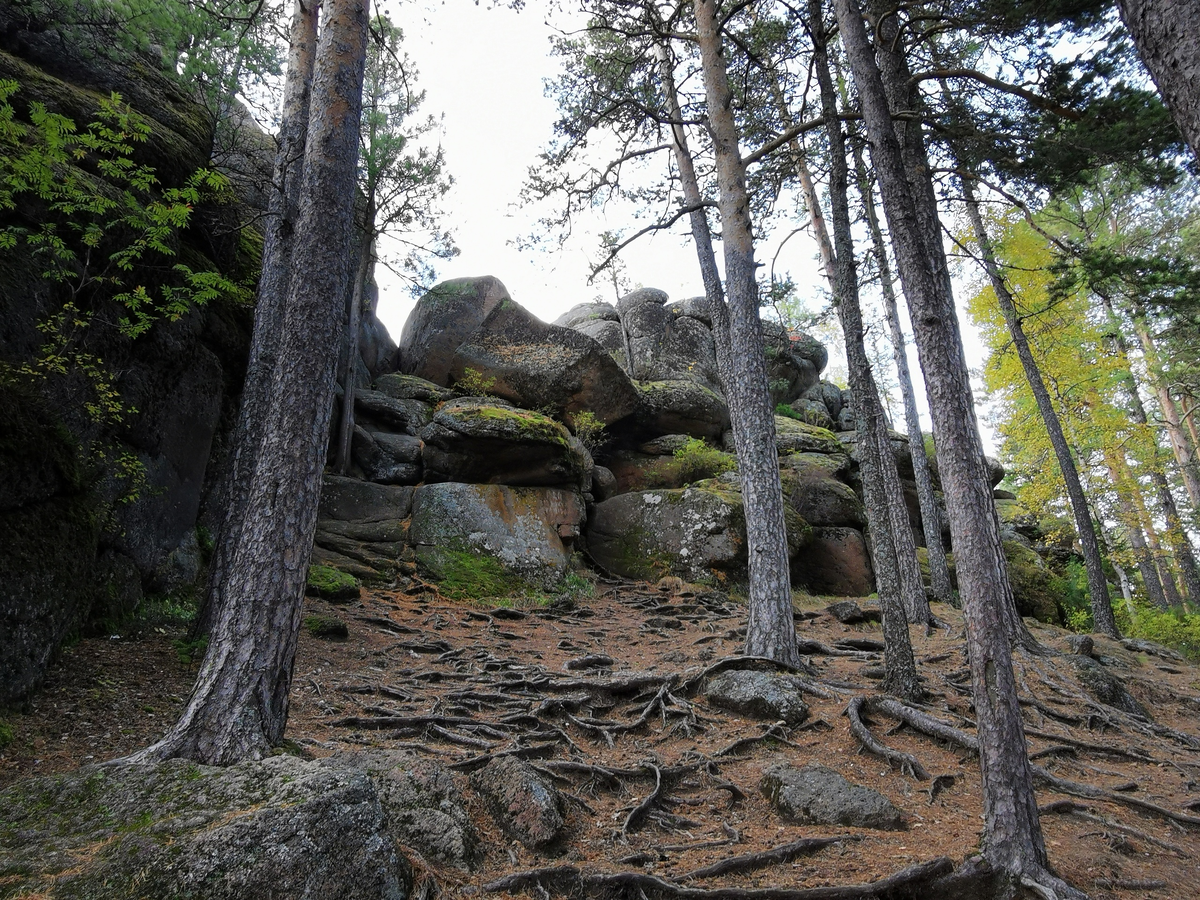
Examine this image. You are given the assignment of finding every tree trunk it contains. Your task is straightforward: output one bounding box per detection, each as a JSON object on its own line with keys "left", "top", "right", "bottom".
{"left": 961, "top": 180, "right": 1118, "bottom": 638}
{"left": 693, "top": 0, "right": 798, "bottom": 666}
{"left": 194, "top": 0, "right": 318, "bottom": 640}
{"left": 1131, "top": 312, "right": 1200, "bottom": 508}
{"left": 1097, "top": 291, "right": 1200, "bottom": 603}
{"left": 334, "top": 219, "right": 375, "bottom": 475}
{"left": 833, "top": 0, "right": 1078, "bottom": 891}
{"left": 784, "top": 43, "right": 929, "bottom": 632}
{"left": 651, "top": 41, "right": 733, "bottom": 384}
{"left": 805, "top": 2, "right": 921, "bottom": 699}
{"left": 1104, "top": 447, "right": 1172, "bottom": 609}
{"left": 133, "top": 0, "right": 370, "bottom": 765}
{"left": 849, "top": 135, "right": 953, "bottom": 605}
{"left": 1116, "top": 0, "right": 1200, "bottom": 161}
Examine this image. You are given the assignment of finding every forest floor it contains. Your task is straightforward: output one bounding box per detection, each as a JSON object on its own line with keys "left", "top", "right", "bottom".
{"left": 3, "top": 577, "right": 1200, "bottom": 899}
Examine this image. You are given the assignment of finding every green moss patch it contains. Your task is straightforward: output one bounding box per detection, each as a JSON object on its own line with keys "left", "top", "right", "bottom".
{"left": 304, "top": 615, "right": 349, "bottom": 640}
{"left": 420, "top": 548, "right": 534, "bottom": 600}
{"left": 305, "top": 564, "right": 360, "bottom": 602}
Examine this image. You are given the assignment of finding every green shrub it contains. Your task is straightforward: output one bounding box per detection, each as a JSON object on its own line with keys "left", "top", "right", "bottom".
{"left": 1121, "top": 602, "right": 1200, "bottom": 661}
{"left": 775, "top": 403, "right": 804, "bottom": 421}
{"left": 673, "top": 438, "right": 736, "bottom": 484}
{"left": 171, "top": 635, "right": 208, "bottom": 666}
{"left": 570, "top": 410, "right": 606, "bottom": 454}
{"left": 0, "top": 720, "right": 13, "bottom": 750}
{"left": 452, "top": 367, "right": 496, "bottom": 397}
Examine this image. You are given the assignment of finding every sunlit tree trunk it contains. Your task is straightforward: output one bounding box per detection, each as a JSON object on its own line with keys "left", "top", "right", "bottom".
{"left": 133, "top": 0, "right": 370, "bottom": 765}
{"left": 1105, "top": 447, "right": 1172, "bottom": 609}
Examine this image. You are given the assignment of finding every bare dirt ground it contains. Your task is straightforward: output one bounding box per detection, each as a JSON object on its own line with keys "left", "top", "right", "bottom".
{"left": 4, "top": 577, "right": 1200, "bottom": 899}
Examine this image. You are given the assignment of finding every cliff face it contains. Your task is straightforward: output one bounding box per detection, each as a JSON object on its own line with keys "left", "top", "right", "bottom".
{"left": 0, "top": 12, "right": 257, "bottom": 706}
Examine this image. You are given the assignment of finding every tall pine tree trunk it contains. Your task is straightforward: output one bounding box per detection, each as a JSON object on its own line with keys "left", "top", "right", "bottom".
{"left": 1116, "top": 0, "right": 1200, "bottom": 160}
{"left": 805, "top": 2, "right": 922, "bottom": 698}
{"left": 849, "top": 136, "right": 953, "bottom": 605}
{"left": 1104, "top": 447, "right": 1172, "bottom": 609}
{"left": 961, "top": 180, "right": 1118, "bottom": 637}
{"left": 693, "top": 0, "right": 798, "bottom": 666}
{"left": 833, "top": 0, "right": 1080, "bottom": 892}
{"left": 194, "top": 0, "right": 318, "bottom": 639}
{"left": 133, "top": 0, "right": 370, "bottom": 765}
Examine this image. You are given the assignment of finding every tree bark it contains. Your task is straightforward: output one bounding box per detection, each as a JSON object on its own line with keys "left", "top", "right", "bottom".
{"left": 1116, "top": 0, "right": 1200, "bottom": 161}
{"left": 133, "top": 0, "right": 370, "bottom": 765}
{"left": 849, "top": 136, "right": 953, "bottom": 606}
{"left": 334, "top": 216, "right": 375, "bottom": 475}
{"left": 1104, "top": 447, "right": 1171, "bottom": 609}
{"left": 692, "top": 0, "right": 798, "bottom": 666}
{"left": 1130, "top": 311, "right": 1200, "bottom": 508}
{"left": 194, "top": 0, "right": 318, "bottom": 640}
{"left": 805, "top": 1, "right": 921, "bottom": 699}
{"left": 961, "top": 180, "right": 1118, "bottom": 638}
{"left": 833, "top": 0, "right": 1077, "bottom": 891}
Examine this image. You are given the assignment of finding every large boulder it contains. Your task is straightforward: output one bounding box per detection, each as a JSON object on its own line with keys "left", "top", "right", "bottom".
{"left": 771, "top": 416, "right": 844, "bottom": 455}
{"left": 618, "top": 288, "right": 721, "bottom": 391}
{"left": 421, "top": 399, "right": 592, "bottom": 488}
{"left": 1003, "top": 539, "right": 1063, "bottom": 624}
{"left": 792, "top": 526, "right": 874, "bottom": 596}
{"left": 409, "top": 482, "right": 584, "bottom": 590}
{"left": 788, "top": 474, "right": 865, "bottom": 528}
{"left": 398, "top": 275, "right": 511, "bottom": 386}
{"left": 354, "top": 389, "right": 433, "bottom": 436}
{"left": 351, "top": 428, "right": 423, "bottom": 486}
{"left": 763, "top": 324, "right": 828, "bottom": 406}
{"left": 432, "top": 285, "right": 643, "bottom": 427}
{"left": 470, "top": 755, "right": 565, "bottom": 850}
{"left": 636, "top": 380, "right": 730, "bottom": 440}
{"left": 313, "top": 476, "right": 415, "bottom": 583}
{"left": 0, "top": 756, "right": 412, "bottom": 899}
{"left": 761, "top": 764, "right": 903, "bottom": 830}
{"left": 319, "top": 751, "right": 476, "bottom": 868}
{"left": 373, "top": 372, "right": 454, "bottom": 404}
{"left": 587, "top": 483, "right": 810, "bottom": 583}
{"left": 553, "top": 300, "right": 620, "bottom": 329}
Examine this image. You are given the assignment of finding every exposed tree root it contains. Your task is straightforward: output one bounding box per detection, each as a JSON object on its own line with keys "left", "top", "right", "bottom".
{"left": 623, "top": 763, "right": 665, "bottom": 833}
{"left": 1032, "top": 765, "right": 1200, "bottom": 828}
{"left": 482, "top": 857, "right": 958, "bottom": 899}
{"left": 679, "top": 836, "right": 857, "bottom": 881}
{"left": 845, "top": 697, "right": 930, "bottom": 780}
{"left": 1039, "top": 799, "right": 1187, "bottom": 854}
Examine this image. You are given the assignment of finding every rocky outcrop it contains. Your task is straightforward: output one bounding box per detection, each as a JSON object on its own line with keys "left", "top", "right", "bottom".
{"left": 792, "top": 527, "right": 875, "bottom": 596}
{"left": 409, "top": 483, "right": 585, "bottom": 589}
{"left": 0, "top": 756, "right": 414, "bottom": 899}
{"left": 421, "top": 399, "right": 592, "bottom": 489}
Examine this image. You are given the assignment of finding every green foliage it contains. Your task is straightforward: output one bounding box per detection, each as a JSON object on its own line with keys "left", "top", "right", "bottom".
{"left": 171, "top": 635, "right": 208, "bottom": 667}
{"left": 1052, "top": 559, "right": 1092, "bottom": 631}
{"left": 358, "top": 13, "right": 456, "bottom": 295}
{"left": 1120, "top": 604, "right": 1200, "bottom": 662}
{"left": 136, "top": 589, "right": 199, "bottom": 631}
{"left": 673, "top": 438, "right": 736, "bottom": 484}
{"left": 452, "top": 367, "right": 497, "bottom": 398}
{"left": 0, "top": 720, "right": 13, "bottom": 750}
{"left": 0, "top": 81, "right": 249, "bottom": 497}
{"left": 569, "top": 410, "right": 606, "bottom": 454}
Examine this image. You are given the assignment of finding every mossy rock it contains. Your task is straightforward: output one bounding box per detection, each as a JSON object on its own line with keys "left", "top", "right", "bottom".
{"left": 305, "top": 565, "right": 360, "bottom": 602}
{"left": 304, "top": 614, "right": 349, "bottom": 640}
{"left": 774, "top": 416, "right": 843, "bottom": 455}
{"left": 1003, "top": 540, "right": 1062, "bottom": 625}
{"left": 417, "top": 547, "right": 536, "bottom": 600}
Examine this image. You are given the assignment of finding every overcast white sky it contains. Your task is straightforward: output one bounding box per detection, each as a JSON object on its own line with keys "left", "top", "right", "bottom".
{"left": 369, "top": 0, "right": 824, "bottom": 334}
